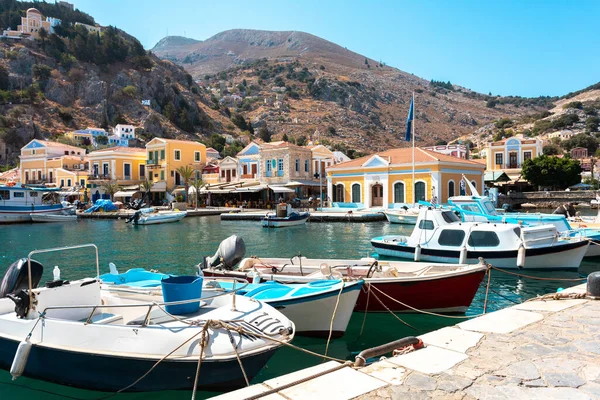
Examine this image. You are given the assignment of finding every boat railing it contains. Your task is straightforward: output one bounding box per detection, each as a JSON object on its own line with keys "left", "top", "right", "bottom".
{"left": 27, "top": 244, "right": 100, "bottom": 309}
{"left": 38, "top": 276, "right": 250, "bottom": 327}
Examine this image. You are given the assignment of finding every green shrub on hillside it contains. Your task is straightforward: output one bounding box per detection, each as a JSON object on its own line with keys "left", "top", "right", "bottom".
{"left": 563, "top": 101, "right": 583, "bottom": 110}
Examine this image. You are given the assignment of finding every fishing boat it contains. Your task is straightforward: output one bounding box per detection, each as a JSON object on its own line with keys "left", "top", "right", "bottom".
{"left": 126, "top": 207, "right": 187, "bottom": 225}
{"left": 262, "top": 203, "right": 309, "bottom": 228}
{"left": 0, "top": 184, "right": 73, "bottom": 224}
{"left": 0, "top": 244, "right": 294, "bottom": 392}
{"left": 448, "top": 194, "right": 600, "bottom": 258}
{"left": 30, "top": 213, "right": 78, "bottom": 223}
{"left": 371, "top": 207, "right": 589, "bottom": 270}
{"left": 196, "top": 235, "right": 487, "bottom": 314}
{"left": 383, "top": 207, "right": 420, "bottom": 225}
{"left": 100, "top": 266, "right": 361, "bottom": 338}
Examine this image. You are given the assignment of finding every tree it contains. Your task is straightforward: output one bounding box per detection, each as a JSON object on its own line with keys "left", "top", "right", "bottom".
{"left": 521, "top": 155, "right": 582, "bottom": 190}
{"left": 209, "top": 134, "right": 226, "bottom": 154}
{"left": 543, "top": 144, "right": 562, "bottom": 155}
{"left": 38, "top": 27, "right": 48, "bottom": 44}
{"left": 100, "top": 180, "right": 121, "bottom": 201}
{"left": 176, "top": 166, "right": 195, "bottom": 203}
{"left": 282, "top": 133, "right": 289, "bottom": 142}
{"left": 32, "top": 64, "right": 52, "bottom": 82}
{"left": 435, "top": 139, "right": 448, "bottom": 145}
{"left": 0, "top": 65, "right": 9, "bottom": 91}
{"left": 563, "top": 133, "right": 599, "bottom": 154}
{"left": 587, "top": 116, "right": 599, "bottom": 133}
{"left": 96, "top": 135, "right": 108, "bottom": 145}
{"left": 258, "top": 126, "right": 271, "bottom": 142}
{"left": 191, "top": 174, "right": 204, "bottom": 208}
{"left": 296, "top": 135, "right": 307, "bottom": 146}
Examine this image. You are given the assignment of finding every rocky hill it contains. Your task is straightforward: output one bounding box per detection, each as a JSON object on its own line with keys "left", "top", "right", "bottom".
{"left": 151, "top": 29, "right": 555, "bottom": 152}
{"left": 0, "top": 2, "right": 242, "bottom": 166}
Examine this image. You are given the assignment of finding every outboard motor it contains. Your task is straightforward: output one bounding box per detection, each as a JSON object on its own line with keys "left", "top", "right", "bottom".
{"left": 201, "top": 235, "right": 246, "bottom": 271}
{"left": 0, "top": 258, "right": 44, "bottom": 298}
{"left": 126, "top": 210, "right": 142, "bottom": 224}
{"left": 1, "top": 259, "right": 44, "bottom": 318}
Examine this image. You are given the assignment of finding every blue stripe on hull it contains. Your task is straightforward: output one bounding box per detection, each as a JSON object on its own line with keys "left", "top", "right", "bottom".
{"left": 0, "top": 336, "right": 275, "bottom": 392}
{"left": 265, "top": 283, "right": 362, "bottom": 308}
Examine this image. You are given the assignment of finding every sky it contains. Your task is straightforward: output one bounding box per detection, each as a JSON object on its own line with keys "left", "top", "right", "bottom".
{"left": 67, "top": 0, "right": 599, "bottom": 98}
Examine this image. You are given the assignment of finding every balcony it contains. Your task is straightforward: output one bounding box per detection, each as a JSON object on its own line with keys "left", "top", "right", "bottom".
{"left": 88, "top": 174, "right": 111, "bottom": 180}
{"left": 146, "top": 159, "right": 158, "bottom": 165}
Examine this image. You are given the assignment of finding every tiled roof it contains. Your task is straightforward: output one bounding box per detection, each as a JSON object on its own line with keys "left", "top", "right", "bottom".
{"left": 329, "top": 147, "right": 485, "bottom": 169}
{"left": 90, "top": 146, "right": 145, "bottom": 154}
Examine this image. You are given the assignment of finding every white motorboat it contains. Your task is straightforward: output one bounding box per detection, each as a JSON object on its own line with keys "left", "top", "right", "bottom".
{"left": 126, "top": 207, "right": 187, "bottom": 225}
{"left": 371, "top": 207, "right": 589, "bottom": 270}
{"left": 383, "top": 208, "right": 419, "bottom": 225}
{"left": 100, "top": 267, "right": 361, "bottom": 338}
{"left": 262, "top": 203, "right": 309, "bottom": 228}
{"left": 0, "top": 184, "right": 73, "bottom": 224}
{"left": 0, "top": 244, "right": 294, "bottom": 392}
{"left": 30, "top": 213, "right": 77, "bottom": 223}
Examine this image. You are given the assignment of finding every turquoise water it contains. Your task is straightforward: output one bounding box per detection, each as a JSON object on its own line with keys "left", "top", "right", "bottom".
{"left": 0, "top": 215, "right": 598, "bottom": 399}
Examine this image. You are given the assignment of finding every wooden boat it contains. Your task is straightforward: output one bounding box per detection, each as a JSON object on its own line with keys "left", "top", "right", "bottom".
{"left": 126, "top": 208, "right": 187, "bottom": 225}
{"left": 202, "top": 257, "right": 488, "bottom": 313}
{"left": 261, "top": 203, "right": 309, "bottom": 228}
{"left": 30, "top": 213, "right": 77, "bottom": 223}
{"left": 100, "top": 268, "right": 361, "bottom": 338}
{"left": 371, "top": 207, "right": 589, "bottom": 270}
{"left": 0, "top": 245, "right": 294, "bottom": 392}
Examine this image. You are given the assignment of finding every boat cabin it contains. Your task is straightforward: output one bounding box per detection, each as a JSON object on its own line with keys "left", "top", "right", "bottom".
{"left": 0, "top": 185, "right": 61, "bottom": 207}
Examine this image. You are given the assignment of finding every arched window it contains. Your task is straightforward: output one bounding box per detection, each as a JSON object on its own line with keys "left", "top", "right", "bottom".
{"left": 351, "top": 183, "right": 361, "bottom": 203}
{"left": 448, "top": 180, "right": 455, "bottom": 198}
{"left": 471, "top": 181, "right": 477, "bottom": 191}
{"left": 414, "top": 181, "right": 426, "bottom": 202}
{"left": 393, "top": 182, "right": 405, "bottom": 203}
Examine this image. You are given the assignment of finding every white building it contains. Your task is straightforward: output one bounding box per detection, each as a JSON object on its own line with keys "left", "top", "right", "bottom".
{"left": 111, "top": 125, "right": 136, "bottom": 146}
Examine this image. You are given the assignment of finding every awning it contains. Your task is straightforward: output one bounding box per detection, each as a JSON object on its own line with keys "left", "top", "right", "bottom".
{"left": 150, "top": 181, "right": 167, "bottom": 192}
{"left": 114, "top": 191, "right": 139, "bottom": 197}
{"left": 270, "top": 186, "right": 296, "bottom": 193}
{"left": 285, "top": 180, "right": 322, "bottom": 187}
{"left": 58, "top": 190, "right": 80, "bottom": 196}
{"left": 484, "top": 171, "right": 510, "bottom": 183}
{"left": 235, "top": 185, "right": 267, "bottom": 193}
{"left": 121, "top": 184, "right": 140, "bottom": 190}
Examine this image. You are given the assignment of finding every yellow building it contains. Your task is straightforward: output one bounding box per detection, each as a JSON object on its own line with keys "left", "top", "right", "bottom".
{"left": 486, "top": 137, "right": 542, "bottom": 179}
{"left": 3, "top": 8, "right": 52, "bottom": 38}
{"left": 19, "top": 139, "right": 88, "bottom": 188}
{"left": 145, "top": 138, "right": 206, "bottom": 198}
{"left": 86, "top": 147, "right": 147, "bottom": 201}
{"left": 65, "top": 130, "right": 93, "bottom": 145}
{"left": 326, "top": 147, "right": 485, "bottom": 208}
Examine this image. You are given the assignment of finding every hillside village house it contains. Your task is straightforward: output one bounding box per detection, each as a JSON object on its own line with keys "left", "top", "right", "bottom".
{"left": 87, "top": 147, "right": 146, "bottom": 202}
{"left": 326, "top": 148, "right": 485, "bottom": 208}
{"left": 107, "top": 124, "right": 136, "bottom": 147}
{"left": 206, "top": 147, "right": 221, "bottom": 160}
{"left": 547, "top": 130, "right": 575, "bottom": 141}
{"left": 486, "top": 136, "right": 543, "bottom": 181}
{"left": 259, "top": 141, "right": 314, "bottom": 198}
{"left": 145, "top": 138, "right": 206, "bottom": 202}
{"left": 236, "top": 141, "right": 261, "bottom": 180}
{"left": 570, "top": 147, "right": 588, "bottom": 160}
{"left": 19, "top": 140, "right": 88, "bottom": 188}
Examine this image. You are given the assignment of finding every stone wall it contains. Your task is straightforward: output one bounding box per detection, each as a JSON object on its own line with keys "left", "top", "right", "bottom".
{"left": 259, "top": 146, "right": 313, "bottom": 185}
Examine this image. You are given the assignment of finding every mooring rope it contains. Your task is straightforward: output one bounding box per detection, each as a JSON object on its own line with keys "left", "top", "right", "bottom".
{"left": 191, "top": 324, "right": 210, "bottom": 400}
{"left": 323, "top": 281, "right": 346, "bottom": 361}
{"left": 366, "top": 283, "right": 417, "bottom": 329}
{"left": 489, "top": 265, "right": 587, "bottom": 282}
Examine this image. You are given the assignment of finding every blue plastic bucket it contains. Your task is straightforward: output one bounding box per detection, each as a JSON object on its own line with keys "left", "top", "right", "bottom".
{"left": 161, "top": 275, "right": 203, "bottom": 315}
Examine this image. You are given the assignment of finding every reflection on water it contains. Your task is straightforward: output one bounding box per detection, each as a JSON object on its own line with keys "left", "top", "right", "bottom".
{"left": 0, "top": 215, "right": 598, "bottom": 399}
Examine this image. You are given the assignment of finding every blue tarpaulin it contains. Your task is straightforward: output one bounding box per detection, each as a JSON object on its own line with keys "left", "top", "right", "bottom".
{"left": 84, "top": 199, "right": 118, "bottom": 213}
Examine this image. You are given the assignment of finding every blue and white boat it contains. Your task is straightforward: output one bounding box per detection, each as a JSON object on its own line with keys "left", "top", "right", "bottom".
{"left": 0, "top": 184, "right": 73, "bottom": 224}
{"left": 126, "top": 207, "right": 187, "bottom": 225}
{"left": 262, "top": 203, "right": 309, "bottom": 228}
{"left": 0, "top": 244, "right": 294, "bottom": 392}
{"left": 100, "top": 266, "right": 362, "bottom": 338}
{"left": 448, "top": 194, "right": 600, "bottom": 258}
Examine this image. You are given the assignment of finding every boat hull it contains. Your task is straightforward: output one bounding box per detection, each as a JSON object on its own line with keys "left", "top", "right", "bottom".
{"left": 371, "top": 239, "right": 589, "bottom": 270}
{"left": 264, "top": 283, "right": 361, "bottom": 337}
{"left": 384, "top": 211, "right": 418, "bottom": 225}
{"left": 261, "top": 213, "right": 309, "bottom": 228}
{"left": 133, "top": 212, "right": 187, "bottom": 225}
{"left": 0, "top": 335, "right": 275, "bottom": 392}
{"left": 30, "top": 214, "right": 77, "bottom": 222}
{"left": 204, "top": 269, "right": 485, "bottom": 314}
{"left": 0, "top": 205, "right": 72, "bottom": 224}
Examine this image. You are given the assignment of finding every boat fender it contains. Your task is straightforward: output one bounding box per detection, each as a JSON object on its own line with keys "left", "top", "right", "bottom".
{"left": 10, "top": 339, "right": 32, "bottom": 380}
{"left": 517, "top": 244, "right": 526, "bottom": 268}
{"left": 252, "top": 271, "right": 261, "bottom": 284}
{"left": 459, "top": 247, "right": 468, "bottom": 264}
{"left": 414, "top": 245, "right": 421, "bottom": 262}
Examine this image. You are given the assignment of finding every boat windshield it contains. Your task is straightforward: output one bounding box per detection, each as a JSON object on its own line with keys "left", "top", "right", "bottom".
{"left": 441, "top": 211, "right": 460, "bottom": 223}
{"left": 482, "top": 200, "right": 497, "bottom": 215}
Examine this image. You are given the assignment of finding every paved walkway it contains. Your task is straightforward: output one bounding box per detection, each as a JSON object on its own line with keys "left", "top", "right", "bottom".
{"left": 213, "top": 284, "right": 600, "bottom": 400}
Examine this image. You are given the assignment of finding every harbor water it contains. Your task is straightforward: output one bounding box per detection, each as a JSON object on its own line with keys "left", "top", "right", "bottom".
{"left": 1, "top": 213, "right": 598, "bottom": 399}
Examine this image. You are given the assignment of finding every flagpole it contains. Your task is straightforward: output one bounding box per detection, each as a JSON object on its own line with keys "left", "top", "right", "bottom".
{"left": 412, "top": 91, "right": 415, "bottom": 204}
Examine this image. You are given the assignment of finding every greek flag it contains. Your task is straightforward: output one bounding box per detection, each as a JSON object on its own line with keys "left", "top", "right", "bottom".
{"left": 460, "top": 179, "right": 466, "bottom": 193}
{"left": 405, "top": 96, "right": 414, "bottom": 142}
{"left": 431, "top": 195, "right": 437, "bottom": 208}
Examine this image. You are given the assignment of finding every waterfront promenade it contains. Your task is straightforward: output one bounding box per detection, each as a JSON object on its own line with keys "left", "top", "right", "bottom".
{"left": 213, "top": 283, "right": 599, "bottom": 400}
